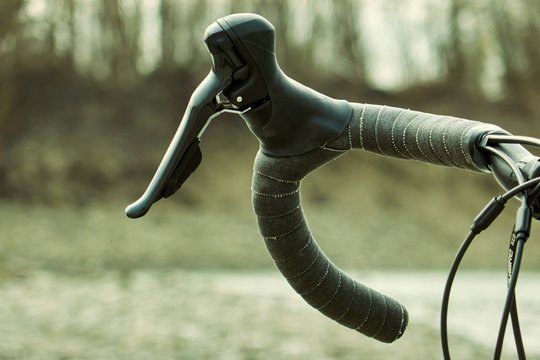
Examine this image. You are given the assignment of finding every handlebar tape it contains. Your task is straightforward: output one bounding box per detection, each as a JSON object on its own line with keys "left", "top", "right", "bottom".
{"left": 335, "top": 103, "right": 509, "bottom": 172}
{"left": 251, "top": 102, "right": 507, "bottom": 343}
{"left": 252, "top": 148, "right": 407, "bottom": 343}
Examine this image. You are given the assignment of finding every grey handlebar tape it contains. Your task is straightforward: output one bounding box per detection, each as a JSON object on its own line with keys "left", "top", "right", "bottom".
{"left": 251, "top": 102, "right": 506, "bottom": 343}
{"left": 253, "top": 147, "right": 408, "bottom": 343}
{"left": 336, "top": 103, "right": 508, "bottom": 171}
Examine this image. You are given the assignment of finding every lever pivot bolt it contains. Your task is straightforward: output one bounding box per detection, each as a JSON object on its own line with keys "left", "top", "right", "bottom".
{"left": 236, "top": 96, "right": 243, "bottom": 103}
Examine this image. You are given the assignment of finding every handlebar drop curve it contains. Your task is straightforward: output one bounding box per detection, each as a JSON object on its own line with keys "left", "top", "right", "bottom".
{"left": 251, "top": 131, "right": 408, "bottom": 343}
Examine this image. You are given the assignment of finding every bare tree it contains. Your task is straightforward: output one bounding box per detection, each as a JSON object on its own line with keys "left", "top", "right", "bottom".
{"left": 98, "top": 0, "right": 141, "bottom": 84}
{"left": 0, "top": 0, "right": 25, "bottom": 141}
{"left": 185, "top": 0, "right": 209, "bottom": 69}
{"left": 445, "top": 0, "right": 466, "bottom": 85}
{"left": 332, "top": 0, "right": 366, "bottom": 83}
{"left": 490, "top": 0, "right": 528, "bottom": 93}
{"left": 522, "top": 0, "right": 540, "bottom": 85}
{"left": 62, "top": 0, "right": 76, "bottom": 67}
{"left": 271, "top": 0, "right": 290, "bottom": 65}
{"left": 159, "top": 0, "right": 177, "bottom": 71}
{"left": 0, "top": 0, "right": 24, "bottom": 42}
{"left": 229, "top": 0, "right": 245, "bottom": 13}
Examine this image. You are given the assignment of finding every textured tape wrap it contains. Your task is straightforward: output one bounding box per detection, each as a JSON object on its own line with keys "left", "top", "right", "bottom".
{"left": 252, "top": 102, "right": 506, "bottom": 343}
{"left": 252, "top": 147, "right": 408, "bottom": 343}
{"left": 324, "top": 103, "right": 508, "bottom": 172}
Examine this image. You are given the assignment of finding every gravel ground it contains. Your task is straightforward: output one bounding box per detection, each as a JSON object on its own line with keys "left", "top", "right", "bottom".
{"left": 0, "top": 269, "right": 538, "bottom": 359}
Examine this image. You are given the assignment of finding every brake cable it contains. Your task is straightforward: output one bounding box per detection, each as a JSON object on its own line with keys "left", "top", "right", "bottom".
{"left": 487, "top": 138, "right": 531, "bottom": 359}
{"left": 484, "top": 135, "right": 540, "bottom": 148}
{"left": 441, "top": 180, "right": 539, "bottom": 359}
{"left": 441, "top": 136, "right": 540, "bottom": 359}
{"left": 495, "top": 202, "right": 530, "bottom": 360}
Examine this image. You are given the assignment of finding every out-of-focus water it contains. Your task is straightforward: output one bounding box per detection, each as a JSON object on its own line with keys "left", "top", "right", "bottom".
{"left": 215, "top": 269, "right": 540, "bottom": 357}
{"left": 1, "top": 269, "right": 538, "bottom": 358}
{"left": 357, "top": 270, "right": 540, "bottom": 356}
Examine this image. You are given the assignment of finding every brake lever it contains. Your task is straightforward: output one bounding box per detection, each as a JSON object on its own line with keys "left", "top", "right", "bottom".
{"left": 125, "top": 82, "right": 251, "bottom": 218}
{"left": 125, "top": 21, "right": 249, "bottom": 218}
{"left": 126, "top": 13, "right": 351, "bottom": 218}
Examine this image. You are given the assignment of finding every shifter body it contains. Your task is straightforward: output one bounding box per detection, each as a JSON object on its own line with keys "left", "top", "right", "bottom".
{"left": 126, "top": 13, "right": 351, "bottom": 218}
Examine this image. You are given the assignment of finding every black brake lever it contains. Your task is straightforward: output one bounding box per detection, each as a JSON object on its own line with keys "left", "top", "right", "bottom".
{"left": 125, "top": 21, "right": 246, "bottom": 218}
{"left": 126, "top": 13, "right": 351, "bottom": 218}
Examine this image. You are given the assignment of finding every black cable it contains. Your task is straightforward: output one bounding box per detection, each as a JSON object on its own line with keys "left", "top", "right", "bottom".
{"left": 441, "top": 173, "right": 539, "bottom": 359}
{"left": 510, "top": 296, "right": 526, "bottom": 359}
{"left": 494, "top": 201, "right": 532, "bottom": 359}
{"left": 441, "top": 192, "right": 512, "bottom": 359}
{"left": 483, "top": 145, "right": 530, "bottom": 357}
{"left": 440, "top": 230, "right": 477, "bottom": 360}
{"left": 486, "top": 135, "right": 540, "bottom": 148}
{"left": 441, "top": 200, "right": 535, "bottom": 359}
{"left": 507, "top": 226, "right": 527, "bottom": 358}
{"left": 441, "top": 136, "right": 538, "bottom": 358}
{"left": 494, "top": 237, "right": 526, "bottom": 359}
{"left": 502, "top": 178, "right": 540, "bottom": 201}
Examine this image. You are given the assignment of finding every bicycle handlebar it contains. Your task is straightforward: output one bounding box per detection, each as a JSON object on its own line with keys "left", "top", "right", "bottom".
{"left": 125, "top": 13, "right": 539, "bottom": 344}
{"left": 252, "top": 102, "right": 513, "bottom": 343}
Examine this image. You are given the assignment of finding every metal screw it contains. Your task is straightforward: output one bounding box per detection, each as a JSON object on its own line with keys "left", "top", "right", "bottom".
{"left": 236, "top": 96, "right": 243, "bottom": 103}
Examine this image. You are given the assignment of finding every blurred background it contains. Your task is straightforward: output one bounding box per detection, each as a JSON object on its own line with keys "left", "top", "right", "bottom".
{"left": 1, "top": 0, "right": 540, "bottom": 358}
